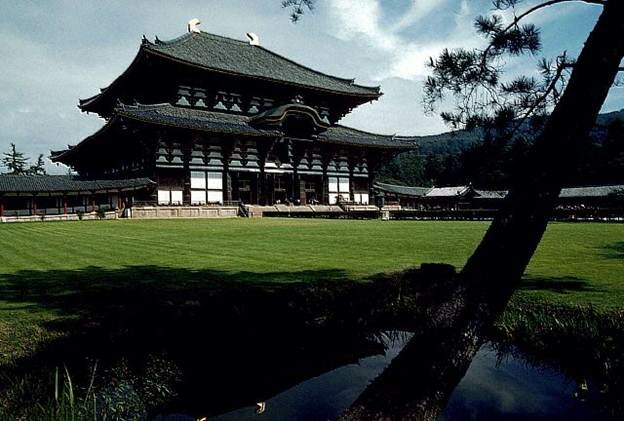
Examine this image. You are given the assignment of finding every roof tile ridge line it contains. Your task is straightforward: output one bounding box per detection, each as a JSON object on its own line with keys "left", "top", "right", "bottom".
{"left": 198, "top": 30, "right": 252, "bottom": 45}
{"left": 561, "top": 183, "right": 624, "bottom": 189}
{"left": 253, "top": 44, "right": 379, "bottom": 91}
{"left": 112, "top": 108, "right": 277, "bottom": 136}
{"left": 376, "top": 181, "right": 429, "bottom": 188}
{"left": 155, "top": 30, "right": 252, "bottom": 47}
{"left": 148, "top": 30, "right": 380, "bottom": 93}
{"left": 332, "top": 123, "right": 396, "bottom": 138}
{"left": 143, "top": 48, "right": 378, "bottom": 98}
{"left": 116, "top": 102, "right": 173, "bottom": 111}
{"left": 393, "top": 134, "right": 426, "bottom": 141}
{"left": 117, "top": 103, "right": 253, "bottom": 120}
{"left": 148, "top": 31, "right": 195, "bottom": 46}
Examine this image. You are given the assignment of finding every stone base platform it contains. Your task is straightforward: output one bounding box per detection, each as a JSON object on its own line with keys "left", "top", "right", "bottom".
{"left": 1, "top": 211, "right": 118, "bottom": 223}
{"left": 129, "top": 206, "right": 239, "bottom": 219}
{"left": 244, "top": 204, "right": 345, "bottom": 218}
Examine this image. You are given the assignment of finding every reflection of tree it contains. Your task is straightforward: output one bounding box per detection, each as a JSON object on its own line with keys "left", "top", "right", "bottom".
{"left": 340, "top": 279, "right": 506, "bottom": 420}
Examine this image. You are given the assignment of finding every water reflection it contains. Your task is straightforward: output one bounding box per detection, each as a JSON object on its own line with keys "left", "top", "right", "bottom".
{"left": 156, "top": 336, "right": 613, "bottom": 421}
{"left": 442, "top": 342, "right": 612, "bottom": 420}
{"left": 211, "top": 332, "right": 412, "bottom": 421}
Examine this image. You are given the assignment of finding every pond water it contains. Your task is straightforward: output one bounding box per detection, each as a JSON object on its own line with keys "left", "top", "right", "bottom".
{"left": 156, "top": 333, "right": 614, "bottom": 421}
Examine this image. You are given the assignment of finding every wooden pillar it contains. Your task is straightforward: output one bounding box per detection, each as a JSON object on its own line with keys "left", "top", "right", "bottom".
{"left": 367, "top": 152, "right": 378, "bottom": 206}
{"left": 182, "top": 137, "right": 192, "bottom": 206}
{"left": 0, "top": 195, "right": 4, "bottom": 217}
{"left": 254, "top": 172, "right": 261, "bottom": 205}
{"left": 300, "top": 178, "right": 307, "bottom": 205}
{"left": 321, "top": 171, "right": 328, "bottom": 205}
{"left": 91, "top": 195, "right": 96, "bottom": 212}
{"left": 349, "top": 162, "right": 356, "bottom": 203}
{"left": 293, "top": 171, "right": 301, "bottom": 205}
{"left": 222, "top": 140, "right": 233, "bottom": 205}
{"left": 63, "top": 196, "right": 68, "bottom": 215}
{"left": 320, "top": 146, "right": 334, "bottom": 205}
{"left": 31, "top": 195, "right": 37, "bottom": 216}
{"left": 224, "top": 168, "right": 232, "bottom": 204}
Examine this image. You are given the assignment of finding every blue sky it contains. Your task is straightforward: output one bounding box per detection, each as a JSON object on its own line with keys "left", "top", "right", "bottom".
{"left": 0, "top": 0, "right": 618, "bottom": 173}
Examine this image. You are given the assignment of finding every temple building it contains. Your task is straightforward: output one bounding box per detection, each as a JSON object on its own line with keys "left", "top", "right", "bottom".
{"left": 374, "top": 182, "right": 624, "bottom": 219}
{"left": 47, "top": 23, "right": 416, "bottom": 212}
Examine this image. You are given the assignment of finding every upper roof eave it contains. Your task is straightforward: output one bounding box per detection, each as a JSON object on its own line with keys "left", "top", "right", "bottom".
{"left": 143, "top": 47, "right": 382, "bottom": 98}
{"left": 79, "top": 31, "right": 382, "bottom": 112}
{"left": 144, "top": 31, "right": 381, "bottom": 97}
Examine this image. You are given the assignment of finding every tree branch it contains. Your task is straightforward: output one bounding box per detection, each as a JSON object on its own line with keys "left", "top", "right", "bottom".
{"left": 505, "top": 0, "right": 605, "bottom": 33}
{"left": 481, "top": 0, "right": 604, "bottom": 66}
{"left": 510, "top": 59, "right": 568, "bottom": 136}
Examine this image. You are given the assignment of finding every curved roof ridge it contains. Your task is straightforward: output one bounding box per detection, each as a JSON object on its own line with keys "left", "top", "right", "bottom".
{"left": 255, "top": 45, "right": 376, "bottom": 88}
{"left": 116, "top": 102, "right": 172, "bottom": 112}
{"left": 333, "top": 123, "right": 393, "bottom": 138}
{"left": 156, "top": 31, "right": 377, "bottom": 88}
{"left": 150, "top": 31, "right": 194, "bottom": 46}
{"left": 144, "top": 30, "right": 380, "bottom": 96}
{"left": 332, "top": 124, "right": 428, "bottom": 143}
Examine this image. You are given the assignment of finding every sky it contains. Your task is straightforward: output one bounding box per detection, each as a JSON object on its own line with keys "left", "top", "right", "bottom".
{"left": 0, "top": 0, "right": 620, "bottom": 173}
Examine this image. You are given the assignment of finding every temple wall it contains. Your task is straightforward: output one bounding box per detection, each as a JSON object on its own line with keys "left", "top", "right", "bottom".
{"left": 1, "top": 211, "right": 118, "bottom": 224}
{"left": 153, "top": 136, "right": 373, "bottom": 206}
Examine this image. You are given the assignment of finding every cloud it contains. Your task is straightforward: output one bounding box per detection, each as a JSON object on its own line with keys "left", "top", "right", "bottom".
{"left": 326, "top": 0, "right": 481, "bottom": 81}
{"left": 391, "top": 0, "right": 448, "bottom": 32}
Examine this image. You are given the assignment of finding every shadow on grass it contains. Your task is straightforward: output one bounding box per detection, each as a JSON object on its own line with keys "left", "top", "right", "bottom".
{"left": 519, "top": 276, "right": 597, "bottom": 294}
{"left": 0, "top": 265, "right": 418, "bottom": 418}
{"left": 1, "top": 265, "right": 623, "bottom": 419}
{"left": 601, "top": 241, "right": 624, "bottom": 260}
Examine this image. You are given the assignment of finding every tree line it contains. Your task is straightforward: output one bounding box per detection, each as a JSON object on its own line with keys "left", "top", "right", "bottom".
{"left": 379, "top": 118, "right": 624, "bottom": 188}
{"left": 1, "top": 143, "right": 47, "bottom": 175}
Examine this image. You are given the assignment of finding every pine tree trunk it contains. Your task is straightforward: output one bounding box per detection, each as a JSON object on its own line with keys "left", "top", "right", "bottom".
{"left": 341, "top": 1, "right": 624, "bottom": 419}
{"left": 461, "top": 0, "right": 624, "bottom": 294}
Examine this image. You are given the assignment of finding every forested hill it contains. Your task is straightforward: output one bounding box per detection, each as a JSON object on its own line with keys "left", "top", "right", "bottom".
{"left": 413, "top": 108, "right": 624, "bottom": 156}
{"left": 380, "top": 109, "right": 624, "bottom": 188}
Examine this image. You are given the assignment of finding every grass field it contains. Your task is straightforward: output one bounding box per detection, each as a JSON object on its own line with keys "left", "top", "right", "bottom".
{"left": 0, "top": 218, "right": 622, "bottom": 308}
{"left": 0, "top": 218, "right": 622, "bottom": 365}
{"left": 0, "top": 218, "right": 622, "bottom": 417}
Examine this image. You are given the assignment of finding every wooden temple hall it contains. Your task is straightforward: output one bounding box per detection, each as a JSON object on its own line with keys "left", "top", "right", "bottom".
{"left": 44, "top": 21, "right": 416, "bottom": 213}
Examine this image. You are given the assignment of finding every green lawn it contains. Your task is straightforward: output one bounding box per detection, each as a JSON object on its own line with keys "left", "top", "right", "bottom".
{"left": 0, "top": 218, "right": 622, "bottom": 309}
{"left": 0, "top": 218, "right": 622, "bottom": 363}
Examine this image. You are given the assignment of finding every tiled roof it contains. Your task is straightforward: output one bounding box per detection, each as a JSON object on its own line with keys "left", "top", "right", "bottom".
{"left": 116, "top": 103, "right": 281, "bottom": 137}
{"left": 374, "top": 182, "right": 432, "bottom": 197}
{"left": 114, "top": 103, "right": 417, "bottom": 149}
{"left": 144, "top": 31, "right": 380, "bottom": 97}
{"left": 425, "top": 186, "right": 471, "bottom": 197}
{"left": 0, "top": 175, "right": 154, "bottom": 194}
{"left": 559, "top": 185, "right": 624, "bottom": 198}
{"left": 474, "top": 189, "right": 508, "bottom": 199}
{"left": 374, "top": 183, "right": 624, "bottom": 200}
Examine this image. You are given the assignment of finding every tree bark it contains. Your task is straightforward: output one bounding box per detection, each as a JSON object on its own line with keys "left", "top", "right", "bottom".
{"left": 461, "top": 0, "right": 624, "bottom": 290}
{"left": 342, "top": 1, "right": 624, "bottom": 419}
